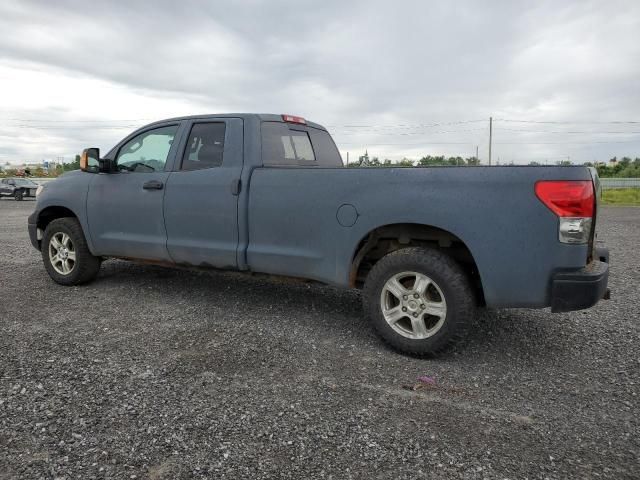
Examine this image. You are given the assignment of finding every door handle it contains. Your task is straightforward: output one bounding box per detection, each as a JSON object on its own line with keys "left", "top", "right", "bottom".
{"left": 230, "top": 178, "right": 241, "bottom": 195}
{"left": 143, "top": 180, "right": 163, "bottom": 190}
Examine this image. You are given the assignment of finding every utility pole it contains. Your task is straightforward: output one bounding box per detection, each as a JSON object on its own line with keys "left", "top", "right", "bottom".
{"left": 488, "top": 116, "right": 493, "bottom": 166}
{"left": 346, "top": 152, "right": 349, "bottom": 166}
{"left": 475, "top": 145, "right": 479, "bottom": 164}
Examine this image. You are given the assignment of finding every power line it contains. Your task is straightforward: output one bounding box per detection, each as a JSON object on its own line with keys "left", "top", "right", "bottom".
{"left": 3, "top": 118, "right": 152, "bottom": 123}
{"left": 10, "top": 125, "right": 140, "bottom": 130}
{"left": 336, "top": 139, "right": 639, "bottom": 146}
{"left": 331, "top": 118, "right": 640, "bottom": 129}
{"left": 495, "top": 140, "right": 639, "bottom": 144}
{"left": 327, "top": 119, "right": 486, "bottom": 129}
{"left": 6, "top": 116, "right": 640, "bottom": 126}
{"left": 337, "top": 142, "right": 475, "bottom": 146}
{"left": 494, "top": 118, "right": 640, "bottom": 125}
{"left": 333, "top": 128, "right": 487, "bottom": 136}
{"left": 495, "top": 127, "right": 640, "bottom": 134}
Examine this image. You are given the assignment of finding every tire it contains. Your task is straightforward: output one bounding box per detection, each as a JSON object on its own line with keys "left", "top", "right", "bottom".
{"left": 362, "top": 247, "right": 475, "bottom": 356}
{"left": 42, "top": 217, "right": 101, "bottom": 285}
{"left": 14, "top": 190, "right": 24, "bottom": 201}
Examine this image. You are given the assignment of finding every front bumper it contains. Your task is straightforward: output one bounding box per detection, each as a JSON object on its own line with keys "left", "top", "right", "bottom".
{"left": 14, "top": 187, "right": 37, "bottom": 197}
{"left": 28, "top": 211, "right": 40, "bottom": 251}
{"left": 550, "top": 249, "right": 610, "bottom": 313}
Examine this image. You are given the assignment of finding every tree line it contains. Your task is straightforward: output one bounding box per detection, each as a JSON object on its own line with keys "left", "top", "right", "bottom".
{"left": 2, "top": 154, "right": 639, "bottom": 179}
{"left": 349, "top": 152, "right": 640, "bottom": 178}
{"left": 586, "top": 157, "right": 640, "bottom": 178}
{"left": 0, "top": 155, "right": 81, "bottom": 178}
{"left": 349, "top": 152, "right": 481, "bottom": 168}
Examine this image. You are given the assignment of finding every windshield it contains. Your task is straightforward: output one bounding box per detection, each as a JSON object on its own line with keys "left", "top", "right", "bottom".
{"left": 14, "top": 179, "right": 37, "bottom": 186}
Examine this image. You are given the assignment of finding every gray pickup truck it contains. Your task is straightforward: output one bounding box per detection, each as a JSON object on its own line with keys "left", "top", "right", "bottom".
{"left": 28, "top": 113, "right": 610, "bottom": 355}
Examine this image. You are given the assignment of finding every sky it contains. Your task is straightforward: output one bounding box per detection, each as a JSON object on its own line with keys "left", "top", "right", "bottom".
{"left": 1, "top": 0, "right": 639, "bottom": 165}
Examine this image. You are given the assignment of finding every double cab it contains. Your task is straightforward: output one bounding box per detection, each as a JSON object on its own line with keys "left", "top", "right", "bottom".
{"left": 28, "top": 114, "right": 610, "bottom": 355}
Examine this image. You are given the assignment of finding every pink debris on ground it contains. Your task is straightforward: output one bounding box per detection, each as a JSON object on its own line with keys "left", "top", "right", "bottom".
{"left": 417, "top": 375, "right": 436, "bottom": 385}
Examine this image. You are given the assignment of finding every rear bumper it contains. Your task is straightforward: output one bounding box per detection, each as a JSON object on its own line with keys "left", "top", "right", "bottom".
{"left": 550, "top": 250, "right": 610, "bottom": 313}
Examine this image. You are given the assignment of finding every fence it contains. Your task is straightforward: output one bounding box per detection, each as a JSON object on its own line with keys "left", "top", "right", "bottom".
{"left": 600, "top": 178, "right": 640, "bottom": 190}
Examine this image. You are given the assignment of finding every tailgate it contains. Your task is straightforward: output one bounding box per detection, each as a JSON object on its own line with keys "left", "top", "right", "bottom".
{"left": 587, "top": 167, "right": 602, "bottom": 263}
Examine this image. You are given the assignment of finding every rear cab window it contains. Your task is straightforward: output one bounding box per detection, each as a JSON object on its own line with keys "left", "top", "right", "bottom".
{"left": 261, "top": 122, "right": 342, "bottom": 167}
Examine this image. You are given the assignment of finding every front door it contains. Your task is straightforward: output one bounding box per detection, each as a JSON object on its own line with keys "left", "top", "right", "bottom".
{"left": 86, "top": 123, "right": 182, "bottom": 260}
{"left": 163, "top": 118, "right": 243, "bottom": 268}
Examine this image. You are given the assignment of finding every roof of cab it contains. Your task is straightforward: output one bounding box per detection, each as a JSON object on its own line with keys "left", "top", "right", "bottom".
{"left": 145, "top": 113, "right": 327, "bottom": 131}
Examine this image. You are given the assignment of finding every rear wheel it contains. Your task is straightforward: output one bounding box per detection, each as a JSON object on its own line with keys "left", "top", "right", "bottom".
{"left": 363, "top": 247, "right": 475, "bottom": 356}
{"left": 42, "top": 218, "right": 101, "bottom": 285}
{"left": 14, "top": 190, "right": 23, "bottom": 201}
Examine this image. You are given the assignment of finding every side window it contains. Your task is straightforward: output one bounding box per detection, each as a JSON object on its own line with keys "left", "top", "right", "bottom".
{"left": 116, "top": 125, "right": 178, "bottom": 172}
{"left": 262, "top": 123, "right": 316, "bottom": 166}
{"left": 181, "top": 123, "right": 226, "bottom": 171}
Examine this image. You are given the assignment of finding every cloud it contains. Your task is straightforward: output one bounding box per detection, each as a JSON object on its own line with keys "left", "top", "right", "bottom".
{"left": 0, "top": 0, "right": 639, "bottom": 164}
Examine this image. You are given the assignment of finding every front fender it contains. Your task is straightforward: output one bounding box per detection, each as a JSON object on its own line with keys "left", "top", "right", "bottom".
{"left": 29, "top": 173, "right": 95, "bottom": 254}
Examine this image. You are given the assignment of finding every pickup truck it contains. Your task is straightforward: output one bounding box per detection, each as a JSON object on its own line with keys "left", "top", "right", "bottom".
{"left": 28, "top": 113, "right": 610, "bottom": 355}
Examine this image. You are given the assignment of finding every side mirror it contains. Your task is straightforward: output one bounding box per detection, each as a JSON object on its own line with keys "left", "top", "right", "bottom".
{"left": 81, "top": 148, "right": 114, "bottom": 173}
{"left": 80, "top": 148, "right": 100, "bottom": 172}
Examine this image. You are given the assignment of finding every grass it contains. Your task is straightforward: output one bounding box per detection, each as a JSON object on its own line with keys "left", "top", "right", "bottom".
{"left": 601, "top": 188, "right": 640, "bottom": 206}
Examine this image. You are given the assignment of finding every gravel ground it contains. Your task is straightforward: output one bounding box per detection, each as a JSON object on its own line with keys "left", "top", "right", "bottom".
{"left": 0, "top": 199, "right": 638, "bottom": 479}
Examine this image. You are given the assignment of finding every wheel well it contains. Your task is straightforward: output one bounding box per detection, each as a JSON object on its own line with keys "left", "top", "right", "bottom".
{"left": 350, "top": 223, "right": 485, "bottom": 305}
{"left": 36, "top": 206, "right": 78, "bottom": 232}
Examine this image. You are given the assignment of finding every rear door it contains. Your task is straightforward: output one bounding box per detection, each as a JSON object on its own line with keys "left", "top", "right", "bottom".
{"left": 163, "top": 118, "right": 243, "bottom": 268}
{"left": 246, "top": 121, "right": 345, "bottom": 282}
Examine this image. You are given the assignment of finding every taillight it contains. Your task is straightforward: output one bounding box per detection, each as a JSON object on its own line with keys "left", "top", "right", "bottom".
{"left": 535, "top": 180, "right": 595, "bottom": 244}
{"left": 535, "top": 181, "right": 594, "bottom": 217}
{"left": 282, "top": 114, "right": 306, "bottom": 125}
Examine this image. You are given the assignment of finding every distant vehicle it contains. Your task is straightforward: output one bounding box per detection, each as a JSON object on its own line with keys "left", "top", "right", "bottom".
{"left": 28, "top": 114, "right": 610, "bottom": 356}
{"left": 0, "top": 177, "right": 38, "bottom": 201}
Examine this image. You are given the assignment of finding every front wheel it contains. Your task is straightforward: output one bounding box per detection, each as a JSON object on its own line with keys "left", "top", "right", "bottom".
{"left": 42, "top": 218, "right": 101, "bottom": 285}
{"left": 14, "top": 190, "right": 24, "bottom": 201}
{"left": 363, "top": 247, "right": 475, "bottom": 356}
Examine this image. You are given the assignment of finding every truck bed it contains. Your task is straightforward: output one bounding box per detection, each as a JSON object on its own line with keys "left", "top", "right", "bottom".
{"left": 246, "top": 166, "right": 594, "bottom": 308}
